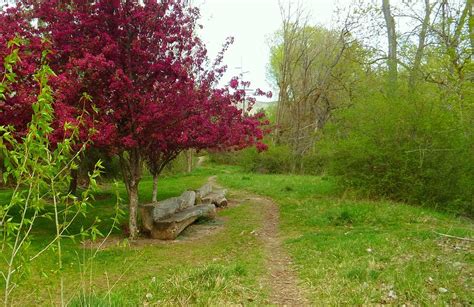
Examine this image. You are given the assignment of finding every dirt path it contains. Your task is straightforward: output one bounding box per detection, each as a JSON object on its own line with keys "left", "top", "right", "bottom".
{"left": 196, "top": 156, "right": 207, "bottom": 167}
{"left": 252, "top": 195, "right": 309, "bottom": 306}
{"left": 208, "top": 177, "right": 309, "bottom": 306}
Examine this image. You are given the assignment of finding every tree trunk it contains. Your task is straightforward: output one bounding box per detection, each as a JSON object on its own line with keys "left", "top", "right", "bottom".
{"left": 409, "top": 0, "right": 431, "bottom": 93}
{"left": 469, "top": 0, "right": 473, "bottom": 52}
{"left": 0, "top": 162, "right": 3, "bottom": 186}
{"left": 152, "top": 173, "right": 158, "bottom": 203}
{"left": 382, "top": 0, "right": 398, "bottom": 95}
{"left": 69, "top": 168, "right": 78, "bottom": 195}
{"left": 186, "top": 150, "right": 193, "bottom": 173}
{"left": 128, "top": 182, "right": 139, "bottom": 239}
{"left": 120, "top": 149, "right": 142, "bottom": 239}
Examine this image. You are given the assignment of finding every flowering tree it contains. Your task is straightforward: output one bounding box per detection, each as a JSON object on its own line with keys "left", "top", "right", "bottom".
{"left": 1, "top": 0, "right": 269, "bottom": 239}
{"left": 145, "top": 74, "right": 270, "bottom": 203}
{"left": 0, "top": 7, "right": 45, "bottom": 136}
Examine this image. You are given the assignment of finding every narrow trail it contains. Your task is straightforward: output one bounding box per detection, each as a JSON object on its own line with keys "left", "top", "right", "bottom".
{"left": 196, "top": 156, "right": 207, "bottom": 167}
{"left": 208, "top": 176, "right": 309, "bottom": 306}
{"left": 251, "top": 195, "right": 309, "bottom": 306}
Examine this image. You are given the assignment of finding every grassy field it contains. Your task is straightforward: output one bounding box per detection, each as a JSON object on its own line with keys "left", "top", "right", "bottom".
{"left": 214, "top": 165, "right": 473, "bottom": 305}
{"left": 1, "top": 163, "right": 473, "bottom": 305}
{"left": 1, "top": 170, "right": 269, "bottom": 306}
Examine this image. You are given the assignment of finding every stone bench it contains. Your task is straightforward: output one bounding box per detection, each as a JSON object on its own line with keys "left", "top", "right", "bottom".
{"left": 140, "top": 183, "right": 227, "bottom": 240}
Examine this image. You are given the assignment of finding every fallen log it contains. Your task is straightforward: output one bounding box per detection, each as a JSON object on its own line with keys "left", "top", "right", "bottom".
{"left": 180, "top": 190, "right": 196, "bottom": 209}
{"left": 195, "top": 183, "right": 212, "bottom": 204}
{"left": 140, "top": 197, "right": 184, "bottom": 233}
{"left": 140, "top": 190, "right": 217, "bottom": 240}
{"left": 202, "top": 189, "right": 228, "bottom": 208}
{"left": 148, "top": 204, "right": 216, "bottom": 240}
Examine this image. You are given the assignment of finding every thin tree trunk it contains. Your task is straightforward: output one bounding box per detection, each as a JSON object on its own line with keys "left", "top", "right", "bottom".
{"left": 186, "top": 150, "right": 193, "bottom": 173}
{"left": 128, "top": 182, "right": 139, "bottom": 239}
{"left": 68, "top": 168, "right": 78, "bottom": 195}
{"left": 0, "top": 161, "right": 3, "bottom": 186}
{"left": 469, "top": 0, "right": 473, "bottom": 51}
{"left": 152, "top": 173, "right": 158, "bottom": 203}
{"left": 409, "top": 0, "right": 431, "bottom": 93}
{"left": 450, "top": 0, "right": 470, "bottom": 81}
{"left": 120, "top": 149, "right": 142, "bottom": 239}
{"left": 382, "top": 0, "right": 398, "bottom": 95}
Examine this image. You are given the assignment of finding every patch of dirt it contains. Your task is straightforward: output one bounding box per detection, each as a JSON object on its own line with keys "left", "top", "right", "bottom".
{"left": 196, "top": 156, "right": 207, "bottom": 167}
{"left": 178, "top": 217, "right": 227, "bottom": 241}
{"left": 210, "top": 175, "right": 309, "bottom": 305}
{"left": 436, "top": 237, "right": 473, "bottom": 253}
{"left": 81, "top": 217, "right": 227, "bottom": 249}
{"left": 249, "top": 195, "right": 309, "bottom": 306}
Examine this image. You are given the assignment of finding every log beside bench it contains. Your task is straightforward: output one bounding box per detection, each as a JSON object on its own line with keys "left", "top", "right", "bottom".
{"left": 196, "top": 183, "right": 228, "bottom": 208}
{"left": 202, "top": 189, "right": 228, "bottom": 208}
{"left": 147, "top": 204, "right": 216, "bottom": 240}
{"left": 140, "top": 183, "right": 227, "bottom": 240}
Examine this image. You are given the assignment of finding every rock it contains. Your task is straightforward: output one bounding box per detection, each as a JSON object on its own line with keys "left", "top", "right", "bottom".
{"left": 438, "top": 287, "right": 448, "bottom": 293}
{"left": 388, "top": 290, "right": 397, "bottom": 300}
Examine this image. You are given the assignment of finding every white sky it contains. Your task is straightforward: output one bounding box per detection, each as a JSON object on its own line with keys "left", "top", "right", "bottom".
{"left": 196, "top": 0, "right": 353, "bottom": 98}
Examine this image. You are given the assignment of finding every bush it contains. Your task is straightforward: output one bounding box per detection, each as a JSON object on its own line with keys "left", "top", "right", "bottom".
{"left": 208, "top": 150, "right": 242, "bottom": 166}
{"left": 238, "top": 145, "right": 293, "bottom": 174}
{"left": 301, "top": 151, "right": 324, "bottom": 175}
{"left": 319, "top": 95, "right": 474, "bottom": 216}
{"left": 210, "top": 145, "right": 324, "bottom": 175}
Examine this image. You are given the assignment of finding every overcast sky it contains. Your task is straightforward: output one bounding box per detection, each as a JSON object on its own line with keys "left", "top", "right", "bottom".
{"left": 196, "top": 0, "right": 353, "bottom": 97}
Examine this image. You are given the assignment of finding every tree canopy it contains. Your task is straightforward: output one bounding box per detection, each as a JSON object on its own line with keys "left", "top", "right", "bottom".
{"left": 0, "top": 0, "right": 269, "bottom": 238}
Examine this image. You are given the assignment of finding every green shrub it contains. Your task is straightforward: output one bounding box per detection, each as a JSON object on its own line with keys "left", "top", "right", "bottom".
{"left": 239, "top": 145, "right": 293, "bottom": 174}
{"left": 208, "top": 150, "right": 242, "bottom": 165}
{"left": 210, "top": 145, "right": 324, "bottom": 175}
{"left": 301, "top": 150, "right": 324, "bottom": 175}
{"left": 319, "top": 95, "right": 474, "bottom": 216}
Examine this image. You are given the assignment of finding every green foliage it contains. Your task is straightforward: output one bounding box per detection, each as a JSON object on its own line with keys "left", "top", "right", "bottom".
{"left": 162, "top": 151, "right": 192, "bottom": 174}
{"left": 0, "top": 42, "right": 118, "bottom": 304}
{"left": 211, "top": 143, "right": 324, "bottom": 175}
{"left": 267, "top": 23, "right": 368, "bottom": 168}
{"left": 262, "top": 1, "right": 472, "bottom": 216}
{"left": 239, "top": 145, "right": 293, "bottom": 174}
{"left": 208, "top": 150, "right": 242, "bottom": 165}
{"left": 319, "top": 93, "right": 474, "bottom": 215}
{"left": 78, "top": 148, "right": 122, "bottom": 181}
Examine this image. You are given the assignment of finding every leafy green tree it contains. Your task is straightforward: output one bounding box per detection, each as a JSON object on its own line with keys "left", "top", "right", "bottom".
{"left": 268, "top": 22, "right": 366, "bottom": 171}
{"left": 0, "top": 40, "right": 120, "bottom": 305}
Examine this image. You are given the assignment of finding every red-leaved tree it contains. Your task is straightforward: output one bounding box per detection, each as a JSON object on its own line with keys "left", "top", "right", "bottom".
{"left": 0, "top": 6, "right": 45, "bottom": 136}
{"left": 1, "top": 0, "right": 269, "bottom": 238}
{"left": 144, "top": 62, "right": 271, "bottom": 203}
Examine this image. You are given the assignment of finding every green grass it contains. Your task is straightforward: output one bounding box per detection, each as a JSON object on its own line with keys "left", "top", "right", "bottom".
{"left": 1, "top": 169, "right": 268, "bottom": 305}
{"left": 1, "top": 163, "right": 473, "bottom": 305}
{"left": 212, "top": 164, "right": 474, "bottom": 305}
